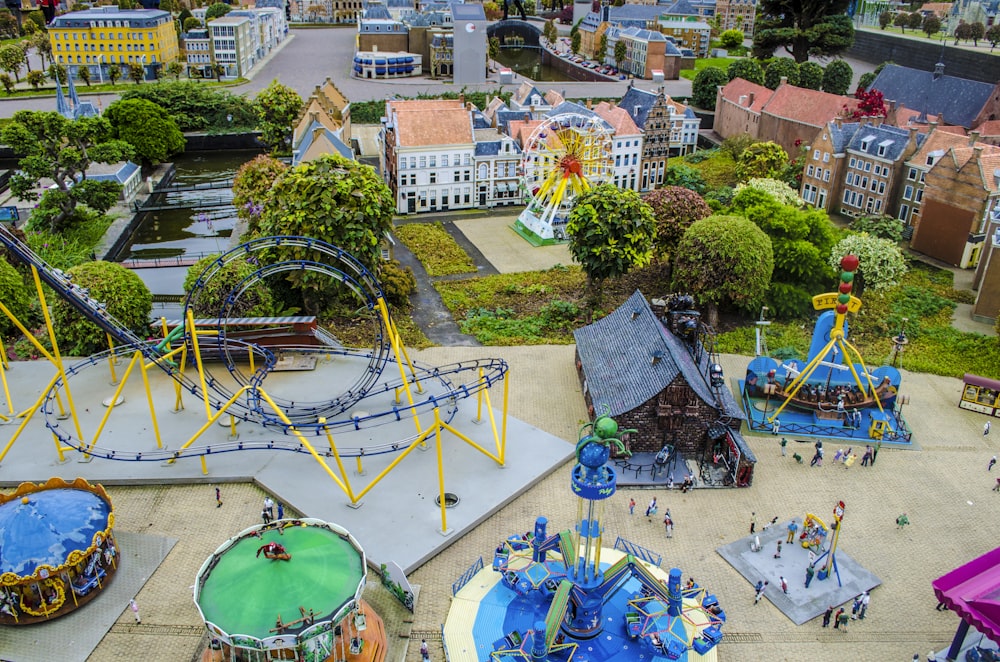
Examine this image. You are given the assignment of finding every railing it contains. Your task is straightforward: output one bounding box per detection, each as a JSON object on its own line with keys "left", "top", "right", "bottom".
{"left": 451, "top": 556, "right": 484, "bottom": 596}
{"left": 613, "top": 536, "right": 662, "bottom": 568}
{"left": 120, "top": 251, "right": 218, "bottom": 268}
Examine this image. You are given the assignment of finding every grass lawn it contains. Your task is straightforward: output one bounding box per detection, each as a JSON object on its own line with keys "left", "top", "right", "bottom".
{"left": 680, "top": 56, "right": 741, "bottom": 81}
{"left": 393, "top": 222, "right": 476, "bottom": 277}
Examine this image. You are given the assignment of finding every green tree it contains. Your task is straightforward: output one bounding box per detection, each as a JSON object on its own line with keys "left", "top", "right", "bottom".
{"left": 878, "top": 10, "right": 892, "bottom": 29}
{"left": 821, "top": 59, "right": 852, "bottom": 95}
{"left": 0, "top": 43, "right": 27, "bottom": 83}
{"left": 565, "top": 184, "right": 655, "bottom": 296}
{"left": 735, "top": 141, "right": 788, "bottom": 181}
{"left": 232, "top": 154, "right": 289, "bottom": 230}
{"left": 829, "top": 233, "right": 906, "bottom": 293}
{"left": 987, "top": 24, "right": 1000, "bottom": 50}
{"left": 731, "top": 187, "right": 837, "bottom": 316}
{"left": 128, "top": 62, "right": 145, "bottom": 84}
{"left": 764, "top": 57, "right": 799, "bottom": 89}
{"left": 598, "top": 32, "right": 608, "bottom": 59}
{"left": 0, "top": 11, "right": 19, "bottom": 40}
{"left": 212, "top": 63, "right": 225, "bottom": 81}
{"left": 954, "top": 20, "right": 972, "bottom": 44}
{"left": 25, "top": 10, "right": 44, "bottom": 33}
{"left": 727, "top": 58, "right": 764, "bottom": 84}
{"left": 105, "top": 98, "right": 186, "bottom": 165}
{"left": 488, "top": 36, "right": 500, "bottom": 61}
{"left": 166, "top": 60, "right": 184, "bottom": 80}
{"left": 907, "top": 11, "right": 923, "bottom": 30}
{"left": 252, "top": 79, "right": 303, "bottom": 155}
{"left": 52, "top": 261, "right": 152, "bottom": 356}
{"left": 178, "top": 7, "right": 193, "bottom": 26}
{"left": 255, "top": 154, "right": 395, "bottom": 312}
{"left": 184, "top": 16, "right": 202, "bottom": 31}
{"left": 119, "top": 80, "right": 256, "bottom": 131}
{"left": 0, "top": 73, "right": 13, "bottom": 94}
{"left": 672, "top": 215, "right": 774, "bottom": 326}
{"left": 720, "top": 133, "right": 759, "bottom": 160}
{"left": 691, "top": 65, "right": 728, "bottom": 109}
{"left": 183, "top": 254, "right": 275, "bottom": 318}
{"left": 719, "top": 29, "right": 744, "bottom": 49}
{"left": 734, "top": 177, "right": 803, "bottom": 207}
{"left": 107, "top": 63, "right": 122, "bottom": 85}
{"left": 544, "top": 19, "right": 557, "bottom": 43}
{"left": 159, "top": 0, "right": 180, "bottom": 12}
{"left": 798, "top": 61, "right": 824, "bottom": 89}
{"left": 205, "top": 2, "right": 231, "bottom": 19}
{"left": 922, "top": 15, "right": 941, "bottom": 38}
{"left": 78, "top": 65, "right": 91, "bottom": 87}
{"left": 31, "top": 30, "right": 52, "bottom": 69}
{"left": 613, "top": 38, "right": 627, "bottom": 67}
{"left": 753, "top": 0, "right": 853, "bottom": 63}
{"left": 1, "top": 111, "right": 135, "bottom": 232}
{"left": 969, "top": 21, "right": 985, "bottom": 46}
{"left": 47, "top": 63, "right": 67, "bottom": 84}
{"left": 571, "top": 30, "right": 581, "bottom": 54}
{"left": 25, "top": 69, "right": 44, "bottom": 90}
{"left": 894, "top": 11, "right": 909, "bottom": 31}
{"left": 857, "top": 71, "right": 876, "bottom": 90}
{"left": 641, "top": 185, "right": 712, "bottom": 263}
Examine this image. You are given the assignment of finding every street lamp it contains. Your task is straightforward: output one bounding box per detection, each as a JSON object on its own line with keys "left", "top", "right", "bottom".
{"left": 98, "top": 54, "right": 105, "bottom": 85}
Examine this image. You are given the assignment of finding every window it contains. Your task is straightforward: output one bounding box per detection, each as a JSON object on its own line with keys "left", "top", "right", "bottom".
{"left": 898, "top": 204, "right": 909, "bottom": 221}
{"left": 818, "top": 189, "right": 827, "bottom": 208}
{"left": 849, "top": 157, "right": 856, "bottom": 168}
{"left": 878, "top": 144, "right": 887, "bottom": 157}
{"left": 807, "top": 165, "right": 814, "bottom": 177}
{"left": 823, "top": 152, "right": 830, "bottom": 163}
{"left": 875, "top": 199, "right": 882, "bottom": 211}
{"left": 419, "top": 156, "right": 426, "bottom": 168}
{"left": 870, "top": 179, "right": 877, "bottom": 192}
{"left": 915, "top": 189, "right": 923, "bottom": 202}
{"left": 861, "top": 177, "right": 868, "bottom": 189}
{"left": 864, "top": 162, "right": 871, "bottom": 172}
{"left": 878, "top": 181, "right": 885, "bottom": 195}
{"left": 813, "top": 149, "right": 820, "bottom": 160}
{"left": 846, "top": 173, "right": 854, "bottom": 186}
{"left": 823, "top": 169, "right": 830, "bottom": 182}
{"left": 442, "top": 155, "right": 449, "bottom": 167}
{"left": 429, "top": 156, "right": 436, "bottom": 167}
{"left": 907, "top": 167, "right": 917, "bottom": 180}
{"left": 429, "top": 173, "right": 436, "bottom": 184}
{"left": 903, "top": 185, "right": 913, "bottom": 200}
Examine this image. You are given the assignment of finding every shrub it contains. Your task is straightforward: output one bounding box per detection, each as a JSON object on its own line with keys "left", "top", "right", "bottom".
{"left": 726, "top": 58, "right": 764, "bottom": 85}
{"left": 764, "top": 58, "right": 799, "bottom": 89}
{"left": 0, "top": 258, "right": 30, "bottom": 339}
{"left": 798, "top": 61, "right": 824, "bottom": 90}
{"left": 691, "top": 66, "right": 729, "bottom": 109}
{"left": 378, "top": 259, "right": 417, "bottom": 310}
{"left": 52, "top": 261, "right": 152, "bottom": 356}
{"left": 183, "top": 254, "right": 275, "bottom": 318}
{"left": 822, "top": 60, "right": 853, "bottom": 95}
{"left": 851, "top": 214, "right": 903, "bottom": 242}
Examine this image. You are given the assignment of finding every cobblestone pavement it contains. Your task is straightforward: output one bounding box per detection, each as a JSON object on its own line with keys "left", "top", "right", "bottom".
{"left": 71, "top": 345, "right": 1000, "bottom": 662}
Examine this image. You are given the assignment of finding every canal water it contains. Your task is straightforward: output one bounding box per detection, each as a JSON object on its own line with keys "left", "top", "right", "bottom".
{"left": 123, "top": 150, "right": 260, "bottom": 261}
{"left": 494, "top": 48, "right": 571, "bottom": 82}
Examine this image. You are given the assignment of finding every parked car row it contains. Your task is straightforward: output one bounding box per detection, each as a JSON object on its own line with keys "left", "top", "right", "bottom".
{"left": 556, "top": 51, "right": 626, "bottom": 79}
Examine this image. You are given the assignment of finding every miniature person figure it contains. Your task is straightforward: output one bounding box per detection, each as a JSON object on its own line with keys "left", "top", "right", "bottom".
{"left": 129, "top": 598, "right": 141, "bottom": 624}
{"left": 822, "top": 605, "right": 834, "bottom": 627}
{"left": 277, "top": 502, "right": 284, "bottom": 520}
{"left": 753, "top": 580, "right": 768, "bottom": 604}
{"left": 646, "top": 497, "right": 657, "bottom": 518}
{"left": 833, "top": 607, "right": 846, "bottom": 629}
{"left": 779, "top": 576, "right": 788, "bottom": 594}
{"left": 772, "top": 418, "right": 780, "bottom": 435}
{"left": 859, "top": 591, "right": 870, "bottom": 619}
{"left": 629, "top": 498, "right": 636, "bottom": 515}
{"left": 786, "top": 520, "right": 798, "bottom": 543}
{"left": 774, "top": 541, "right": 782, "bottom": 558}
{"left": 663, "top": 511, "right": 673, "bottom": 538}
{"left": 805, "top": 564, "right": 815, "bottom": 588}
{"left": 780, "top": 437, "right": 787, "bottom": 456}
{"left": 989, "top": 456, "right": 997, "bottom": 472}
{"left": 215, "top": 486, "right": 222, "bottom": 508}
{"left": 262, "top": 508, "right": 272, "bottom": 525}
{"left": 851, "top": 594, "right": 862, "bottom": 619}
{"left": 985, "top": 421, "right": 991, "bottom": 436}
{"left": 749, "top": 512, "right": 757, "bottom": 534}
{"left": 994, "top": 477, "right": 1000, "bottom": 492}
{"left": 501, "top": 0, "right": 527, "bottom": 21}
{"left": 420, "top": 639, "right": 430, "bottom": 662}
{"left": 264, "top": 496, "right": 275, "bottom": 519}
{"left": 896, "top": 513, "right": 910, "bottom": 528}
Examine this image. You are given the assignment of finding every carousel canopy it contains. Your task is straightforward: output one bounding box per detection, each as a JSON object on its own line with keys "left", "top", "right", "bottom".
{"left": 0, "top": 488, "right": 111, "bottom": 577}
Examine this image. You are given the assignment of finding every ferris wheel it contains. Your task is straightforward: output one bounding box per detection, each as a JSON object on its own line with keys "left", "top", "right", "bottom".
{"left": 516, "top": 112, "right": 614, "bottom": 243}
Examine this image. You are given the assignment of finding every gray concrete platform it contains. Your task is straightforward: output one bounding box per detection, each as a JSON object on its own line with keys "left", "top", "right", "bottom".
{"left": 0, "top": 531, "right": 175, "bottom": 662}
{"left": 717, "top": 518, "right": 881, "bottom": 625}
{"left": 0, "top": 351, "right": 575, "bottom": 574}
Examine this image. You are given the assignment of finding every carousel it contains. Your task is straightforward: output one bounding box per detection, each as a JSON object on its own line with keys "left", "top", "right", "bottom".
{"left": 0, "top": 477, "right": 119, "bottom": 624}
{"left": 194, "top": 518, "right": 385, "bottom": 662}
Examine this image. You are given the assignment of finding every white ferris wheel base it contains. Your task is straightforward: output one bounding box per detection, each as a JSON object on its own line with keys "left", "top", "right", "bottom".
{"left": 514, "top": 207, "right": 569, "bottom": 246}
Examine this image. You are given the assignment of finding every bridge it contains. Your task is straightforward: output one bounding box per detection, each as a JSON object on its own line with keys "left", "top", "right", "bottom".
{"left": 487, "top": 19, "right": 542, "bottom": 49}
{"left": 132, "top": 192, "right": 234, "bottom": 213}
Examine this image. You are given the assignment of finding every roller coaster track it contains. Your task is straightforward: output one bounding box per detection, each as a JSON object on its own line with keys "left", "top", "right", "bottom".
{"left": 0, "top": 227, "right": 510, "bottom": 462}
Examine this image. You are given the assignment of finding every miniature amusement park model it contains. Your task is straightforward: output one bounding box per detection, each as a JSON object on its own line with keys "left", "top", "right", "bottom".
{"left": 741, "top": 254, "right": 911, "bottom": 443}
{"left": 513, "top": 112, "right": 614, "bottom": 245}
{"left": 443, "top": 412, "right": 726, "bottom": 661}
{"left": 0, "top": 477, "right": 119, "bottom": 624}
{"left": 0, "top": 226, "right": 511, "bottom": 535}
{"left": 194, "top": 518, "right": 383, "bottom": 662}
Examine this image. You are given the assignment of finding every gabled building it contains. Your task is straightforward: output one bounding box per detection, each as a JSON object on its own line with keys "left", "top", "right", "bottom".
{"left": 207, "top": 14, "right": 256, "bottom": 79}
{"left": 896, "top": 125, "right": 972, "bottom": 228}
{"left": 799, "top": 119, "right": 924, "bottom": 217}
{"left": 713, "top": 77, "right": 773, "bottom": 142}
{"left": 508, "top": 82, "right": 563, "bottom": 118}
{"left": 972, "top": 196, "right": 1000, "bottom": 323}
{"left": 605, "top": 25, "right": 682, "bottom": 80}
{"left": 867, "top": 63, "right": 1000, "bottom": 130}
{"left": 292, "top": 78, "right": 354, "bottom": 166}
{"left": 620, "top": 85, "right": 700, "bottom": 190}
{"left": 574, "top": 290, "right": 754, "bottom": 488}
{"left": 49, "top": 6, "right": 179, "bottom": 79}
{"left": 911, "top": 143, "right": 1000, "bottom": 268}
{"left": 472, "top": 127, "right": 523, "bottom": 209}
{"left": 593, "top": 101, "right": 644, "bottom": 192}
{"left": 757, "top": 81, "right": 859, "bottom": 156}
{"left": 381, "top": 99, "right": 475, "bottom": 214}
{"left": 655, "top": 16, "right": 711, "bottom": 57}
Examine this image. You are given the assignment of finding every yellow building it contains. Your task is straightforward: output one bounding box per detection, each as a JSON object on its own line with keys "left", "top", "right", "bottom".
{"left": 49, "top": 6, "right": 179, "bottom": 81}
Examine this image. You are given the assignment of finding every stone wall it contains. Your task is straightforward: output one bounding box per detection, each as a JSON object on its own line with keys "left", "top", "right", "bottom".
{"left": 848, "top": 30, "right": 1000, "bottom": 85}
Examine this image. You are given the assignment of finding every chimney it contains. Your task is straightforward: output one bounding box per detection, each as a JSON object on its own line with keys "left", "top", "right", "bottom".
{"left": 586, "top": 98, "right": 592, "bottom": 109}
{"left": 969, "top": 130, "right": 980, "bottom": 146}
{"left": 459, "top": 93, "right": 465, "bottom": 106}
{"left": 779, "top": 76, "right": 787, "bottom": 86}
{"left": 738, "top": 94, "right": 748, "bottom": 106}
{"left": 834, "top": 117, "right": 842, "bottom": 128}
{"left": 929, "top": 120, "right": 938, "bottom": 131}
{"left": 888, "top": 99, "right": 897, "bottom": 112}
{"left": 872, "top": 117, "right": 883, "bottom": 127}
{"left": 748, "top": 92, "right": 755, "bottom": 107}
{"left": 610, "top": 100, "right": 616, "bottom": 110}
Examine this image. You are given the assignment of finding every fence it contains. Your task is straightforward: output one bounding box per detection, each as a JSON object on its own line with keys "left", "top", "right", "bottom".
{"left": 451, "top": 556, "right": 484, "bottom": 596}
{"left": 613, "top": 536, "right": 662, "bottom": 568}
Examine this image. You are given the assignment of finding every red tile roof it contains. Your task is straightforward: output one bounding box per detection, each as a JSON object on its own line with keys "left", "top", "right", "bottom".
{"left": 592, "top": 102, "right": 641, "bottom": 136}
{"left": 718, "top": 78, "right": 773, "bottom": 113}
{"left": 762, "top": 83, "right": 858, "bottom": 127}
{"left": 387, "top": 100, "right": 472, "bottom": 147}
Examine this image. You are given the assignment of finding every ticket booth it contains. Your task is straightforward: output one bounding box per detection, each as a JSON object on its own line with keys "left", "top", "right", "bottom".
{"left": 959, "top": 374, "right": 1000, "bottom": 417}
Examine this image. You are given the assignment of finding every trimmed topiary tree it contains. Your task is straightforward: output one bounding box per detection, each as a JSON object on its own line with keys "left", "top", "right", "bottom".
{"left": 829, "top": 233, "right": 906, "bottom": 294}
{"left": 764, "top": 57, "right": 799, "bottom": 89}
{"left": 52, "top": 261, "right": 152, "bottom": 356}
{"left": 798, "top": 61, "right": 824, "bottom": 90}
{"left": 735, "top": 141, "right": 788, "bottom": 181}
{"left": 672, "top": 215, "right": 774, "bottom": 326}
{"left": 822, "top": 59, "right": 853, "bottom": 95}
{"left": 641, "top": 186, "right": 712, "bottom": 263}
{"left": 727, "top": 58, "right": 765, "bottom": 85}
{"left": 691, "top": 66, "right": 729, "bottom": 109}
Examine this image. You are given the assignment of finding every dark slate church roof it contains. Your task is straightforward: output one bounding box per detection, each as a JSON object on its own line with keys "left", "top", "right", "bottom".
{"left": 868, "top": 64, "right": 995, "bottom": 129}
{"left": 619, "top": 86, "right": 658, "bottom": 129}
{"left": 573, "top": 290, "right": 745, "bottom": 422}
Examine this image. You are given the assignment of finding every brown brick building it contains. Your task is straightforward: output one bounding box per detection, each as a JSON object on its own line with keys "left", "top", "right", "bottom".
{"left": 713, "top": 77, "right": 771, "bottom": 141}
{"left": 573, "top": 291, "right": 755, "bottom": 488}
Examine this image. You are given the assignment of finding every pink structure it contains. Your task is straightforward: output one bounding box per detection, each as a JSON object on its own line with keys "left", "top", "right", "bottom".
{"left": 932, "top": 546, "right": 1000, "bottom": 659}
